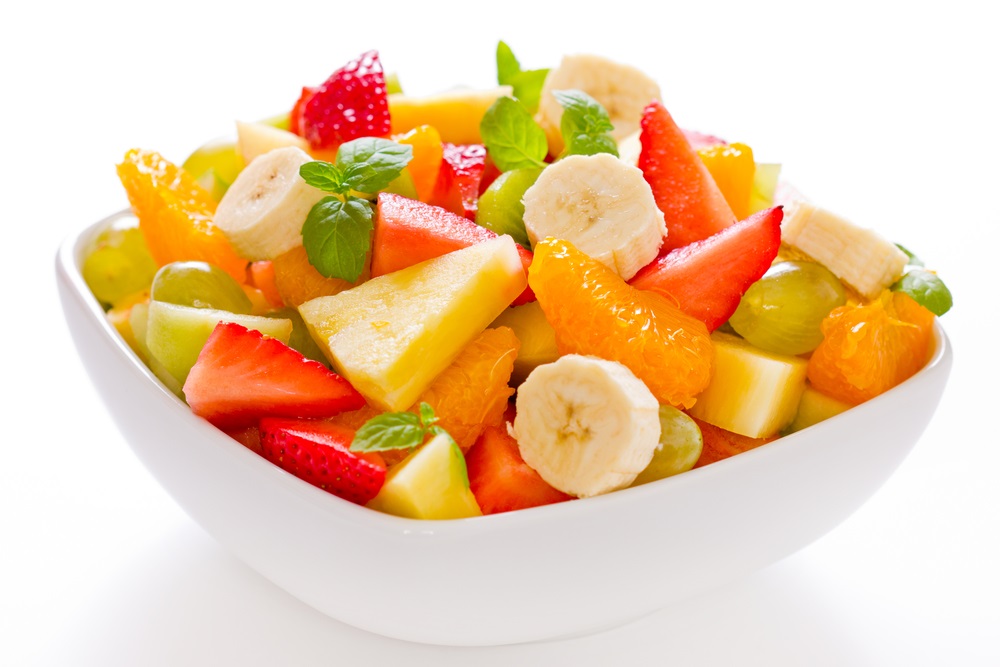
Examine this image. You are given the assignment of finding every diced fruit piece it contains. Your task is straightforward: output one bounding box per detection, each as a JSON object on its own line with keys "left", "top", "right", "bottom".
{"left": 697, "top": 142, "right": 756, "bottom": 220}
{"left": 247, "top": 261, "right": 284, "bottom": 308}
{"left": 529, "top": 238, "right": 714, "bottom": 409}
{"left": 299, "top": 235, "right": 527, "bottom": 412}
{"left": 259, "top": 418, "right": 385, "bottom": 505}
{"left": 82, "top": 217, "right": 159, "bottom": 308}
{"left": 366, "top": 433, "right": 482, "bottom": 519}
{"left": 393, "top": 125, "right": 444, "bottom": 202}
{"left": 128, "top": 301, "right": 184, "bottom": 396}
{"left": 693, "top": 418, "right": 776, "bottom": 468}
{"left": 265, "top": 307, "right": 329, "bottom": 365}
{"left": 631, "top": 406, "right": 703, "bottom": 486}
{"left": 381, "top": 167, "right": 419, "bottom": 200}
{"left": 146, "top": 301, "right": 293, "bottom": 386}
{"left": 150, "top": 261, "right": 253, "bottom": 314}
{"left": 236, "top": 120, "right": 308, "bottom": 164}
{"left": 688, "top": 332, "right": 808, "bottom": 439}
{"left": 272, "top": 244, "right": 360, "bottom": 308}
{"left": 429, "top": 143, "right": 487, "bottom": 220}
{"left": 296, "top": 50, "right": 390, "bottom": 150}
{"left": 106, "top": 290, "right": 150, "bottom": 357}
{"left": 241, "top": 284, "right": 273, "bottom": 315}
{"left": 749, "top": 163, "right": 781, "bottom": 214}
{"left": 116, "top": 149, "right": 248, "bottom": 281}
{"left": 183, "top": 322, "right": 364, "bottom": 429}
{"left": 289, "top": 86, "right": 316, "bottom": 137}
{"left": 475, "top": 167, "right": 541, "bottom": 248}
{"left": 630, "top": 207, "right": 783, "bottom": 331}
{"left": 182, "top": 138, "right": 244, "bottom": 202}
{"left": 225, "top": 425, "right": 262, "bottom": 455}
{"left": 807, "top": 291, "right": 936, "bottom": 405}
{"left": 490, "top": 301, "right": 558, "bottom": 385}
{"left": 638, "top": 101, "right": 736, "bottom": 251}
{"left": 728, "top": 260, "right": 847, "bottom": 355}
{"left": 785, "top": 385, "right": 852, "bottom": 434}
{"left": 371, "top": 192, "right": 534, "bottom": 305}
{"left": 466, "top": 426, "right": 572, "bottom": 514}
{"left": 388, "top": 86, "right": 513, "bottom": 145}
{"left": 683, "top": 129, "right": 726, "bottom": 151}
{"left": 513, "top": 355, "right": 662, "bottom": 498}
{"left": 781, "top": 200, "right": 909, "bottom": 299}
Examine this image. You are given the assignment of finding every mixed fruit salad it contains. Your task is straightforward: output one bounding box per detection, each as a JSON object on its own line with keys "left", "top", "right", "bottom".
{"left": 84, "top": 44, "right": 953, "bottom": 519}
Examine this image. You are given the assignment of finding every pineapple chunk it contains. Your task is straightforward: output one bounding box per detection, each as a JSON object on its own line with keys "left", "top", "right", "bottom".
{"left": 689, "top": 333, "right": 808, "bottom": 438}
{"left": 388, "top": 86, "right": 513, "bottom": 144}
{"left": 785, "top": 385, "right": 852, "bottom": 434}
{"left": 236, "top": 120, "right": 308, "bottom": 165}
{"left": 299, "top": 236, "right": 526, "bottom": 411}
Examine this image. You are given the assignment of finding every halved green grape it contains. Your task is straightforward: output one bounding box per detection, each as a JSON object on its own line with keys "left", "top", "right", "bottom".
{"left": 82, "top": 217, "right": 159, "bottom": 308}
{"left": 150, "top": 261, "right": 253, "bottom": 314}
{"left": 182, "top": 138, "right": 244, "bottom": 200}
{"left": 381, "top": 167, "right": 418, "bottom": 200}
{"left": 475, "top": 167, "right": 542, "bottom": 248}
{"left": 266, "top": 307, "right": 329, "bottom": 366}
{"left": 631, "top": 405, "right": 703, "bottom": 486}
{"left": 748, "top": 162, "right": 781, "bottom": 214}
{"left": 729, "top": 261, "right": 847, "bottom": 356}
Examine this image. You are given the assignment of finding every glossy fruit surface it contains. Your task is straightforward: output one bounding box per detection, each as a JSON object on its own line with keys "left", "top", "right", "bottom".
{"left": 631, "top": 406, "right": 703, "bottom": 485}
{"left": 181, "top": 138, "right": 244, "bottom": 201}
{"left": 271, "top": 244, "right": 358, "bottom": 307}
{"left": 429, "top": 143, "right": 487, "bottom": 220}
{"left": 697, "top": 142, "right": 755, "bottom": 220}
{"left": 528, "top": 238, "right": 713, "bottom": 409}
{"left": 693, "top": 417, "right": 776, "bottom": 468}
{"left": 475, "top": 167, "right": 541, "bottom": 248}
{"left": 393, "top": 125, "right": 443, "bottom": 201}
{"left": 82, "top": 217, "right": 158, "bottom": 308}
{"left": 150, "top": 261, "right": 253, "bottom": 314}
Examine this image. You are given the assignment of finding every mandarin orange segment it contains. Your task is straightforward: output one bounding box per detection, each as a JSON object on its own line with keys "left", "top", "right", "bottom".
{"left": 528, "top": 238, "right": 713, "bottom": 409}
{"left": 116, "top": 148, "right": 248, "bottom": 281}
{"left": 807, "top": 291, "right": 936, "bottom": 405}
{"left": 394, "top": 125, "right": 443, "bottom": 202}
{"left": 697, "top": 142, "right": 756, "bottom": 220}
{"left": 271, "top": 244, "right": 359, "bottom": 307}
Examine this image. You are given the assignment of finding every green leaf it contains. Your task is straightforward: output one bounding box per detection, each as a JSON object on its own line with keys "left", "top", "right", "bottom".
{"left": 496, "top": 40, "right": 521, "bottom": 86}
{"left": 301, "top": 196, "right": 373, "bottom": 282}
{"left": 480, "top": 97, "right": 548, "bottom": 172}
{"left": 892, "top": 268, "right": 953, "bottom": 316}
{"left": 554, "top": 89, "right": 619, "bottom": 158}
{"left": 896, "top": 243, "right": 925, "bottom": 267}
{"left": 510, "top": 68, "right": 549, "bottom": 114}
{"left": 351, "top": 412, "right": 425, "bottom": 452}
{"left": 563, "top": 133, "right": 619, "bottom": 157}
{"left": 335, "top": 137, "right": 413, "bottom": 195}
{"left": 299, "top": 161, "right": 346, "bottom": 194}
{"left": 418, "top": 402, "right": 438, "bottom": 428}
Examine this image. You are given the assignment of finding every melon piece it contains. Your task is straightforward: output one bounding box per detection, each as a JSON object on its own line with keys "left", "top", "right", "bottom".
{"left": 785, "top": 385, "right": 852, "bottom": 434}
{"left": 236, "top": 120, "right": 308, "bottom": 165}
{"left": 298, "top": 235, "right": 526, "bottom": 412}
{"left": 490, "top": 301, "right": 559, "bottom": 385}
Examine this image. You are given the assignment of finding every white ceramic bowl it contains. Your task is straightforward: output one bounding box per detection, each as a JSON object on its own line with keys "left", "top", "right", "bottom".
{"left": 57, "top": 210, "right": 953, "bottom": 646}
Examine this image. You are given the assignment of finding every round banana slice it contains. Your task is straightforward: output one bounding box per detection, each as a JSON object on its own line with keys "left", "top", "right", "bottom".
{"left": 521, "top": 153, "right": 666, "bottom": 280}
{"left": 513, "top": 354, "right": 661, "bottom": 498}
{"left": 537, "top": 53, "right": 661, "bottom": 156}
{"left": 214, "top": 146, "right": 326, "bottom": 260}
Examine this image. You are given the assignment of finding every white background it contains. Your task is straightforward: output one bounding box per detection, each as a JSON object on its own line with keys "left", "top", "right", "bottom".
{"left": 3, "top": 1, "right": 998, "bottom": 664}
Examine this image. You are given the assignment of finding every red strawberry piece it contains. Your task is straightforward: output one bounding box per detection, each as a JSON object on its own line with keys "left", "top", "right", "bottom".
{"left": 639, "top": 100, "right": 736, "bottom": 251}
{"left": 298, "top": 50, "right": 390, "bottom": 150}
{"left": 289, "top": 86, "right": 317, "bottom": 137}
{"left": 478, "top": 154, "right": 503, "bottom": 195}
{"left": 372, "top": 192, "right": 535, "bottom": 306}
{"left": 225, "top": 425, "right": 262, "bottom": 455}
{"left": 630, "top": 206, "right": 783, "bottom": 331}
{"left": 466, "top": 426, "right": 573, "bottom": 515}
{"left": 183, "top": 322, "right": 365, "bottom": 430}
{"left": 259, "top": 418, "right": 386, "bottom": 505}
{"left": 429, "top": 143, "right": 487, "bottom": 220}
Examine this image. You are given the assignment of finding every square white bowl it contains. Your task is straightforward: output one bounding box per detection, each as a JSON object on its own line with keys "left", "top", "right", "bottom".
{"left": 57, "top": 210, "right": 952, "bottom": 646}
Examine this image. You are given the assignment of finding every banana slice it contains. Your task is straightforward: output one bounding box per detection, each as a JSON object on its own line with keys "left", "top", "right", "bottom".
{"left": 781, "top": 200, "right": 908, "bottom": 299}
{"left": 513, "top": 354, "right": 661, "bottom": 498}
{"left": 521, "top": 153, "right": 666, "bottom": 280}
{"left": 537, "top": 54, "right": 661, "bottom": 156}
{"left": 214, "top": 146, "right": 326, "bottom": 260}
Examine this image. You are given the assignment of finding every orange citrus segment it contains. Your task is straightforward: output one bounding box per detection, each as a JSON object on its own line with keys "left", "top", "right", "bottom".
{"left": 393, "top": 125, "right": 443, "bottom": 202}
{"left": 697, "top": 142, "right": 756, "bottom": 220}
{"left": 271, "top": 244, "right": 359, "bottom": 307}
{"left": 807, "top": 291, "right": 936, "bottom": 405}
{"left": 116, "top": 148, "right": 248, "bottom": 281}
{"left": 528, "top": 238, "right": 714, "bottom": 409}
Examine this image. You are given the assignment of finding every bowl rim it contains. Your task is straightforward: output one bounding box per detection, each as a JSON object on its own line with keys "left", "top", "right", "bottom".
{"left": 58, "top": 208, "right": 953, "bottom": 538}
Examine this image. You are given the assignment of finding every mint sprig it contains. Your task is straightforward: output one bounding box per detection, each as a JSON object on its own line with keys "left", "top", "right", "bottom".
{"left": 351, "top": 402, "right": 448, "bottom": 452}
{"left": 553, "top": 89, "right": 619, "bottom": 158}
{"left": 480, "top": 97, "right": 548, "bottom": 172}
{"left": 496, "top": 41, "right": 549, "bottom": 114}
{"left": 299, "top": 137, "right": 412, "bottom": 282}
{"left": 892, "top": 268, "right": 953, "bottom": 316}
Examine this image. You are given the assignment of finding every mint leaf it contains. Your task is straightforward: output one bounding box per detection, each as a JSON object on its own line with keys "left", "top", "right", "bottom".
{"left": 496, "top": 41, "right": 521, "bottom": 86}
{"left": 892, "top": 268, "right": 953, "bottom": 316}
{"left": 510, "top": 68, "right": 549, "bottom": 114}
{"left": 336, "top": 137, "right": 413, "bottom": 194}
{"left": 554, "top": 89, "right": 619, "bottom": 158}
{"left": 351, "top": 412, "right": 424, "bottom": 452}
{"left": 418, "top": 402, "right": 438, "bottom": 429}
{"left": 896, "top": 243, "right": 925, "bottom": 267}
{"left": 480, "top": 97, "right": 548, "bottom": 172}
{"left": 301, "top": 196, "right": 372, "bottom": 282}
{"left": 299, "top": 161, "right": 346, "bottom": 194}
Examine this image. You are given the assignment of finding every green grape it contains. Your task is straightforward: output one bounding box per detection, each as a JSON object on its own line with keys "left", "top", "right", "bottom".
{"left": 82, "top": 218, "right": 158, "bottom": 308}
{"left": 475, "top": 167, "right": 542, "bottom": 248}
{"left": 182, "top": 138, "right": 244, "bottom": 200}
{"left": 150, "top": 261, "right": 253, "bottom": 314}
{"left": 748, "top": 162, "right": 781, "bottom": 214}
{"left": 729, "top": 261, "right": 847, "bottom": 356}
{"left": 267, "top": 307, "right": 330, "bottom": 366}
{"left": 631, "top": 406, "right": 703, "bottom": 486}
{"left": 381, "top": 167, "right": 418, "bottom": 200}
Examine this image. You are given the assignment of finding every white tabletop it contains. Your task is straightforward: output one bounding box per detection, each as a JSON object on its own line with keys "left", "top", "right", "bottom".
{"left": 4, "top": 1, "right": 998, "bottom": 664}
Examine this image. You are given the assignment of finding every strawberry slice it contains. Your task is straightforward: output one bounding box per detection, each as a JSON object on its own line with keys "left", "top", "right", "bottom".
{"left": 259, "top": 417, "right": 386, "bottom": 505}
{"left": 183, "top": 322, "right": 365, "bottom": 429}
{"left": 288, "top": 86, "right": 317, "bottom": 137}
{"left": 429, "top": 143, "right": 487, "bottom": 220}
{"left": 296, "top": 50, "right": 390, "bottom": 150}
{"left": 372, "top": 192, "right": 535, "bottom": 305}
{"left": 466, "top": 426, "right": 573, "bottom": 515}
{"left": 639, "top": 100, "right": 736, "bottom": 251}
{"left": 630, "top": 206, "right": 783, "bottom": 331}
